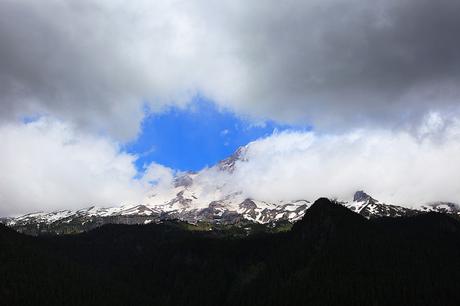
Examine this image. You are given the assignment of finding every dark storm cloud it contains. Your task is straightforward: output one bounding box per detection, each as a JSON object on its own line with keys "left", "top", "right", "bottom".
{"left": 0, "top": 0, "right": 149, "bottom": 139}
{"left": 217, "top": 0, "right": 460, "bottom": 128}
{"left": 1, "top": 0, "right": 460, "bottom": 137}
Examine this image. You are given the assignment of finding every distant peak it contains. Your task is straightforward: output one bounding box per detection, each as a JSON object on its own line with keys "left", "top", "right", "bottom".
{"left": 174, "top": 173, "right": 194, "bottom": 188}
{"left": 353, "top": 190, "right": 375, "bottom": 202}
{"left": 427, "top": 201, "right": 460, "bottom": 213}
{"left": 217, "top": 146, "right": 248, "bottom": 173}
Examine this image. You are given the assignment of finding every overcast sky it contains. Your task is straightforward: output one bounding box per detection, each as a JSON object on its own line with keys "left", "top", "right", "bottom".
{"left": 1, "top": 0, "right": 460, "bottom": 215}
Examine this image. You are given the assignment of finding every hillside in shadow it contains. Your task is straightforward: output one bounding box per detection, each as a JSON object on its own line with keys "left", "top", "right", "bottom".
{"left": 1, "top": 198, "right": 460, "bottom": 306}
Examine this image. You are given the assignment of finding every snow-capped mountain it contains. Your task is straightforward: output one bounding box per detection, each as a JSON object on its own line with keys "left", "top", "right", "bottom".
{"left": 2, "top": 147, "right": 460, "bottom": 235}
{"left": 344, "top": 191, "right": 420, "bottom": 218}
{"left": 420, "top": 202, "right": 460, "bottom": 214}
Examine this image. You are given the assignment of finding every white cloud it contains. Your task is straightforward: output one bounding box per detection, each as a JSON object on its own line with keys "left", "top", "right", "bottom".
{"left": 194, "top": 113, "right": 460, "bottom": 208}
{"left": 0, "top": 118, "right": 162, "bottom": 216}
{"left": 2, "top": 114, "right": 460, "bottom": 216}
{"left": 142, "top": 163, "right": 175, "bottom": 190}
{"left": 220, "top": 129, "right": 230, "bottom": 136}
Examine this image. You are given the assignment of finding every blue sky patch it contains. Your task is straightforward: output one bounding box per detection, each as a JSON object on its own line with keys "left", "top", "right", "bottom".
{"left": 126, "top": 97, "right": 310, "bottom": 172}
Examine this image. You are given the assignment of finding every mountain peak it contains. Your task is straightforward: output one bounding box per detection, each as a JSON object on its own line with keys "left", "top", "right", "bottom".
{"left": 217, "top": 146, "right": 248, "bottom": 173}
{"left": 173, "top": 173, "right": 194, "bottom": 188}
{"left": 353, "top": 190, "right": 374, "bottom": 202}
{"left": 426, "top": 202, "right": 460, "bottom": 214}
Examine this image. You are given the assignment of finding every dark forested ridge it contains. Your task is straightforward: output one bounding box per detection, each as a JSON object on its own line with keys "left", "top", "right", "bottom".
{"left": 1, "top": 198, "right": 460, "bottom": 306}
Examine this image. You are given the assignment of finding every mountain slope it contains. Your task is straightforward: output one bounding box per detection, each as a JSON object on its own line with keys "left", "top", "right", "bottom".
{"left": 5, "top": 188, "right": 459, "bottom": 236}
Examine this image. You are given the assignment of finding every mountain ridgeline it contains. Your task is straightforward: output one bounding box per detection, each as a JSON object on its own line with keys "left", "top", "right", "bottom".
{"left": 3, "top": 145, "right": 460, "bottom": 236}
{"left": 3, "top": 190, "right": 460, "bottom": 236}
{"left": 1, "top": 198, "right": 460, "bottom": 305}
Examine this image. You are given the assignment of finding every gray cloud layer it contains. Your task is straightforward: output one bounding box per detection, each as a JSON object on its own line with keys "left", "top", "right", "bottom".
{"left": 1, "top": 0, "right": 460, "bottom": 138}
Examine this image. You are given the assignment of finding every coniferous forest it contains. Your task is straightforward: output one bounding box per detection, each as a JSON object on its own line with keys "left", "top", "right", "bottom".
{"left": 1, "top": 198, "right": 460, "bottom": 306}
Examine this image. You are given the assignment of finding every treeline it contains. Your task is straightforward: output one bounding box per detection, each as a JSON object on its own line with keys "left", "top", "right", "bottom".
{"left": 1, "top": 198, "right": 460, "bottom": 306}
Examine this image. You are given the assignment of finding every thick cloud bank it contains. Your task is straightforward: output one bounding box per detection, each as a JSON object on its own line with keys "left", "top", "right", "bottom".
{"left": 0, "top": 119, "right": 155, "bottom": 216}
{"left": 2, "top": 114, "right": 460, "bottom": 215}
{"left": 192, "top": 113, "right": 460, "bottom": 208}
{"left": 1, "top": 0, "right": 460, "bottom": 138}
